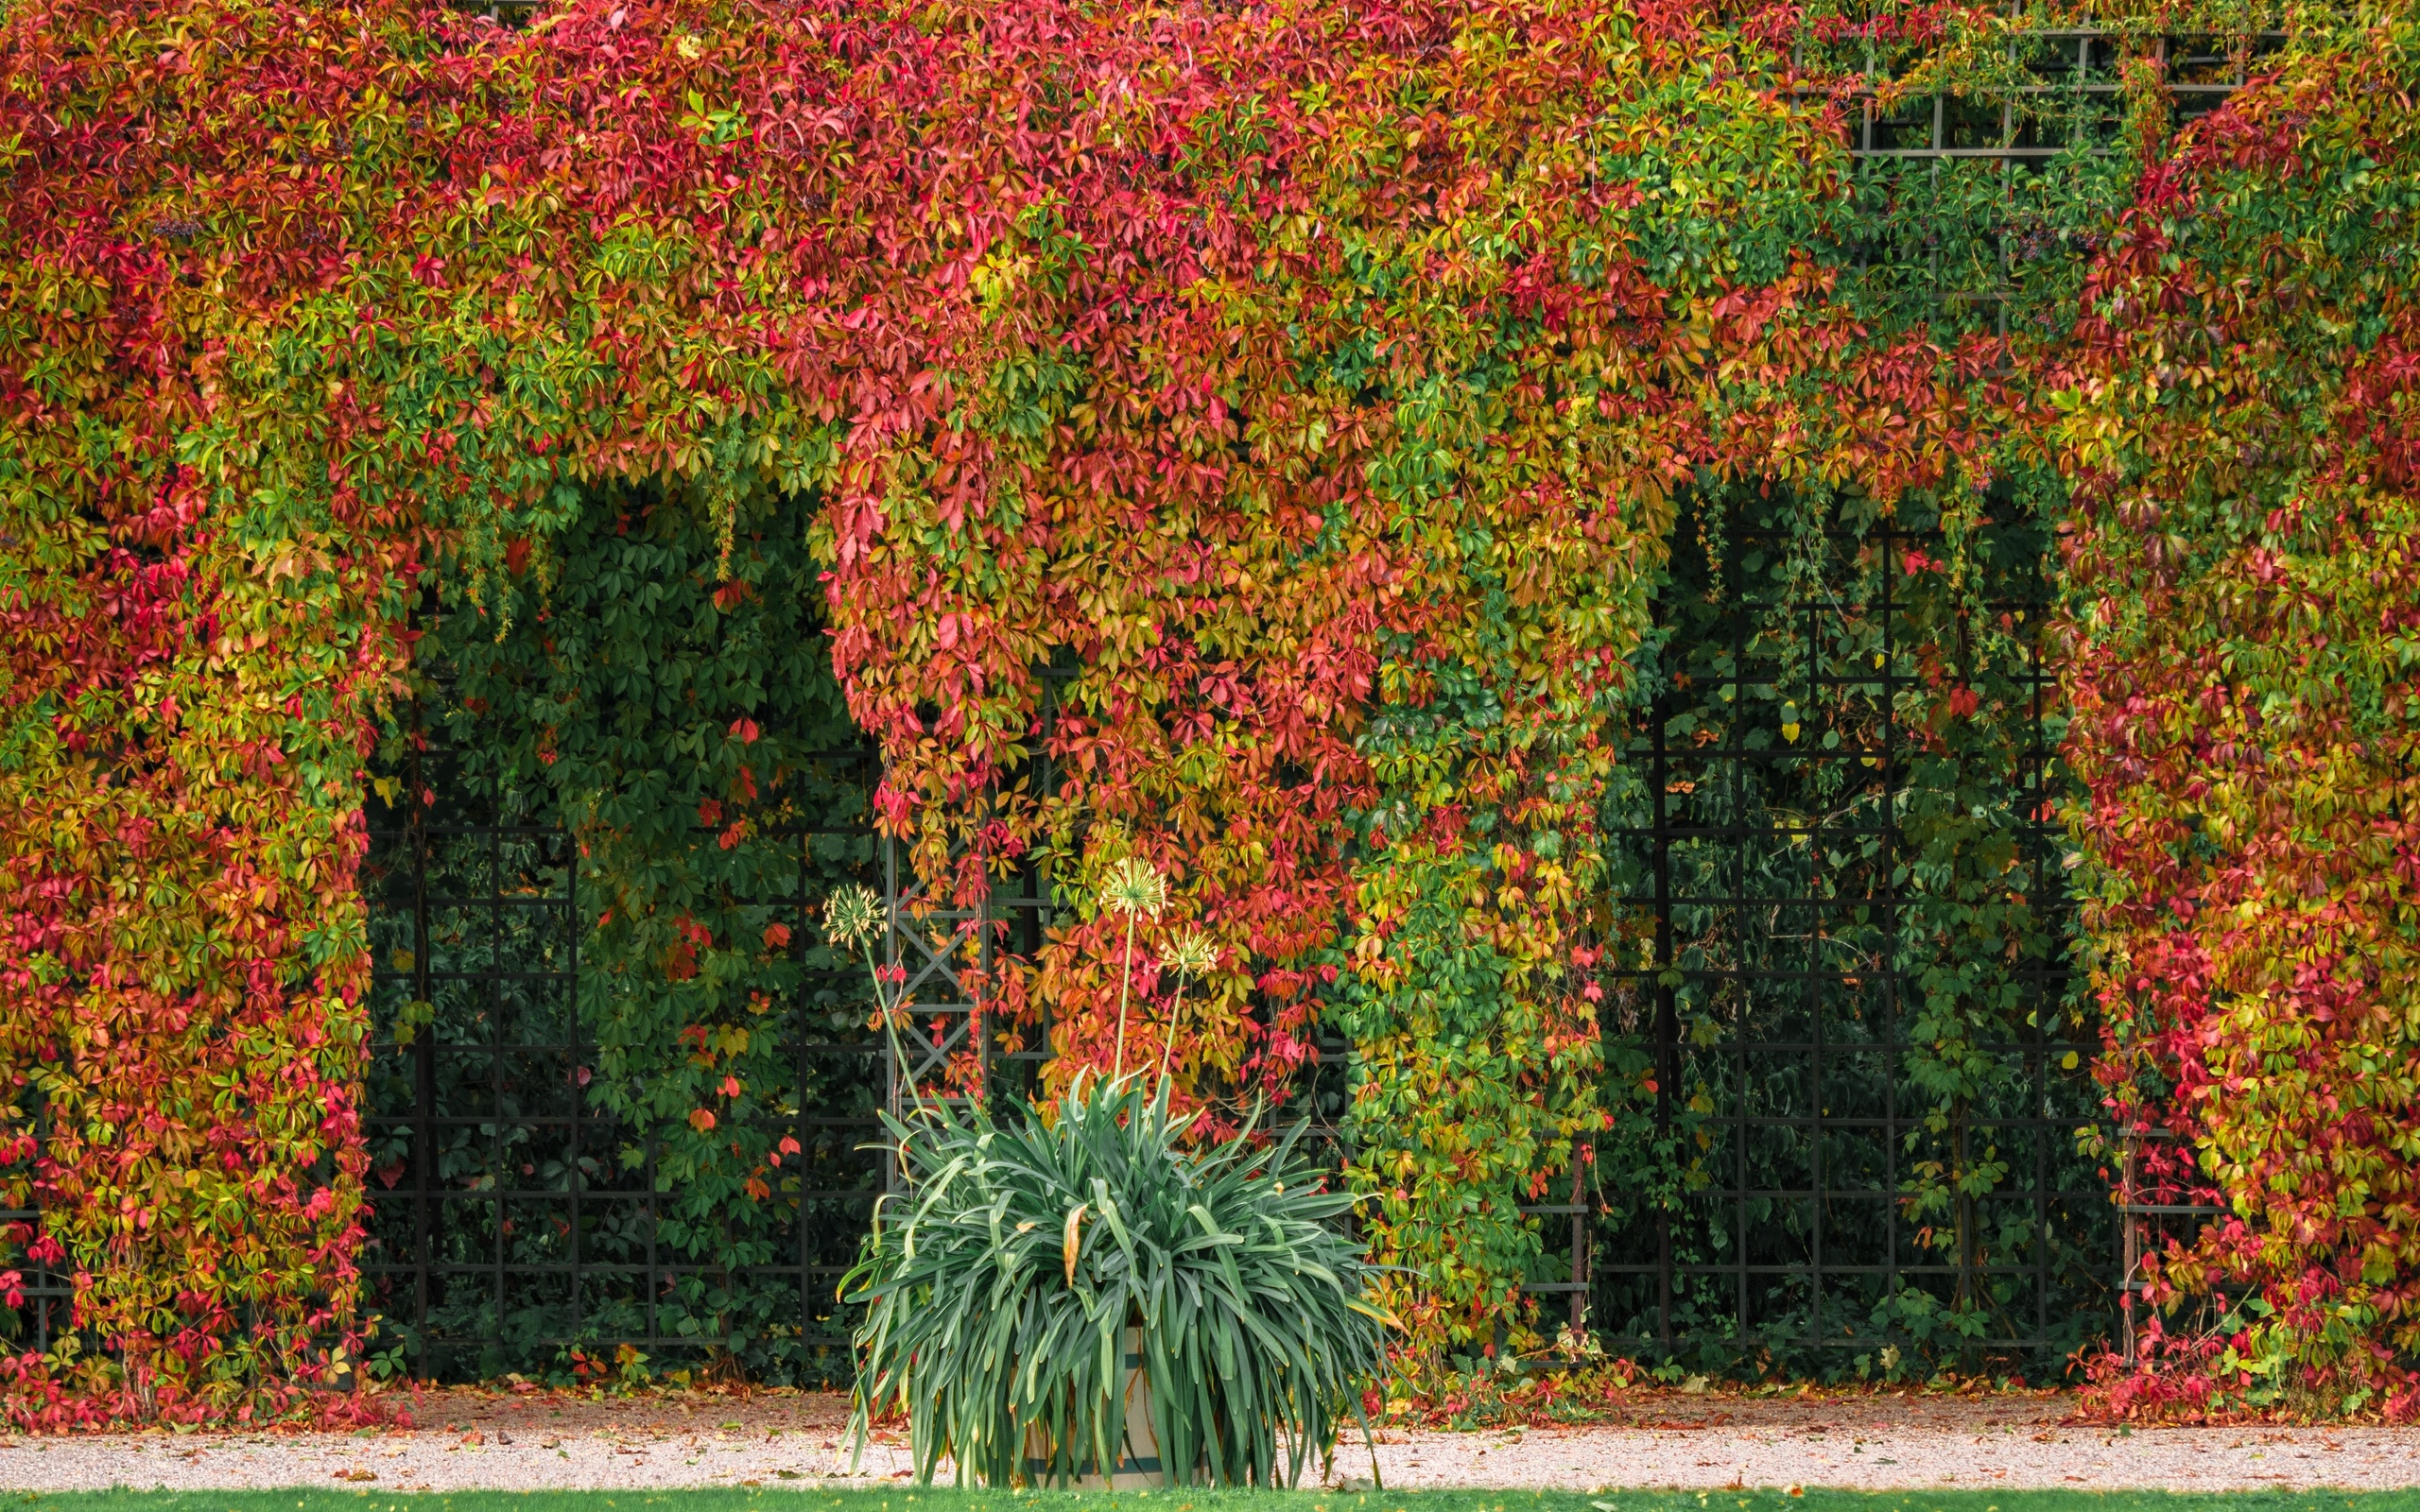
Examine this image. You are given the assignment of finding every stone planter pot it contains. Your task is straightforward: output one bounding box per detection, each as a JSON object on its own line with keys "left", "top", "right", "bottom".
{"left": 1018, "top": 1327, "right": 1164, "bottom": 1488}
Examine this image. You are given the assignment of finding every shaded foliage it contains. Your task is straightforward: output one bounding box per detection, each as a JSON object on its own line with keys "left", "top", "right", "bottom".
{"left": 366, "top": 492, "right": 876, "bottom": 1381}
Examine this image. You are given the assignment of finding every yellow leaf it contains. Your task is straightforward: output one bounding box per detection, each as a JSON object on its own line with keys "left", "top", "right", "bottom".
{"left": 1063, "top": 1202, "right": 1088, "bottom": 1286}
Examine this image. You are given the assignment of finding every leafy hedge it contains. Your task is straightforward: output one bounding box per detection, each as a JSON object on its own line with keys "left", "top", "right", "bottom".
{"left": 2053, "top": 17, "right": 2420, "bottom": 1414}
{"left": 0, "top": 0, "right": 2413, "bottom": 1417}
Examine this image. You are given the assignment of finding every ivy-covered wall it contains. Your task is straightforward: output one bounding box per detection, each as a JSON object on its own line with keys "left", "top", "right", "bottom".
{"left": 2, "top": 0, "right": 2415, "bottom": 1418}
{"left": 2054, "top": 22, "right": 2420, "bottom": 1416}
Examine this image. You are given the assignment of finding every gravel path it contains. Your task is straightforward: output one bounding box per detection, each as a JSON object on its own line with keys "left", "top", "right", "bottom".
{"left": 4, "top": 1389, "right": 2419, "bottom": 1494}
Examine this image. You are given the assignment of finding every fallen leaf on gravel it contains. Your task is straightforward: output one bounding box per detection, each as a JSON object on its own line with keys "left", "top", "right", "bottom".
{"left": 333, "top": 1469, "right": 377, "bottom": 1483}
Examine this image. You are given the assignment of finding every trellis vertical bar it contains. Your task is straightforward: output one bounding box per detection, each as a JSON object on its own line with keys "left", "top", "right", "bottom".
{"left": 566, "top": 832, "right": 581, "bottom": 1356}
{"left": 1807, "top": 593, "right": 1824, "bottom": 1354}
{"left": 1570, "top": 1159, "right": 1590, "bottom": 1339}
{"left": 881, "top": 833, "right": 900, "bottom": 1193}
{"left": 808, "top": 832, "right": 827, "bottom": 1335}
{"left": 1880, "top": 523, "right": 1900, "bottom": 1327}
{"left": 1730, "top": 550, "right": 1749, "bottom": 1335}
{"left": 2031, "top": 624, "right": 2051, "bottom": 1357}
{"left": 1651, "top": 679, "right": 1675, "bottom": 1352}
{"left": 644, "top": 1141, "right": 659, "bottom": 1354}
{"left": 411, "top": 737, "right": 436, "bottom": 1370}
{"left": 491, "top": 820, "right": 507, "bottom": 1351}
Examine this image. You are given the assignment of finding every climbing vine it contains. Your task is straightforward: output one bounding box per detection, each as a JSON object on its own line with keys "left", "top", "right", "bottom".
{"left": 0, "top": 0, "right": 2411, "bottom": 1411}
{"left": 2054, "top": 12, "right": 2420, "bottom": 1413}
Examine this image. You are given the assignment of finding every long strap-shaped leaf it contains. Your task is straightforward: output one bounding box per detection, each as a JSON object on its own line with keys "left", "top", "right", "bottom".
{"left": 847, "top": 1075, "right": 1385, "bottom": 1488}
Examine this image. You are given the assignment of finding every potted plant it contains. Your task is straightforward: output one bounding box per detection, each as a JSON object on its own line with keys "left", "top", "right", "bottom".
{"left": 826, "top": 881, "right": 1388, "bottom": 1487}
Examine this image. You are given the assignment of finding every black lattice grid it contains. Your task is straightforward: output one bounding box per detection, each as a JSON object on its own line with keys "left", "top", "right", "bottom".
{"left": 1581, "top": 503, "right": 2110, "bottom": 1373}
{"left": 359, "top": 736, "right": 887, "bottom": 1382}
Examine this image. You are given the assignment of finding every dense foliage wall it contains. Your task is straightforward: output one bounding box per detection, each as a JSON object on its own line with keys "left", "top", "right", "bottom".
{"left": 0, "top": 0, "right": 2414, "bottom": 1415}
{"left": 2053, "top": 21, "right": 2420, "bottom": 1412}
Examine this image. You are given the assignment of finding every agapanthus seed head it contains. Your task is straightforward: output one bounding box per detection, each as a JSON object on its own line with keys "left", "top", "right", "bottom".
{"left": 1155, "top": 929, "right": 1217, "bottom": 978}
{"left": 822, "top": 883, "right": 883, "bottom": 950}
{"left": 1099, "top": 855, "right": 1168, "bottom": 922}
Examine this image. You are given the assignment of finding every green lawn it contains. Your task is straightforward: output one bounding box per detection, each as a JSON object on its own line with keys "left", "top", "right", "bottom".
{"left": 7, "top": 1490, "right": 2419, "bottom": 1512}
